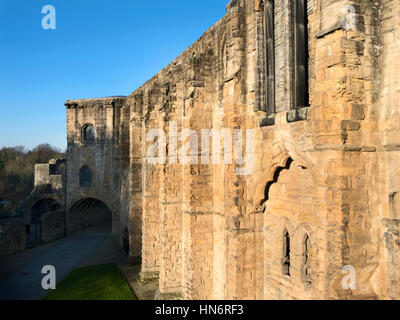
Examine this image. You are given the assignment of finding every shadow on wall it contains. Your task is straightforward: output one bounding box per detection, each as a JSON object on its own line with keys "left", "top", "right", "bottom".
{"left": 68, "top": 198, "right": 112, "bottom": 234}
{"left": 122, "top": 227, "right": 129, "bottom": 254}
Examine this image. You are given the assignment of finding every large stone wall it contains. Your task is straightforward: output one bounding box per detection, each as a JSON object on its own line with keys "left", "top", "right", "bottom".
{"left": 374, "top": 0, "right": 400, "bottom": 299}
{"left": 64, "top": 0, "right": 400, "bottom": 299}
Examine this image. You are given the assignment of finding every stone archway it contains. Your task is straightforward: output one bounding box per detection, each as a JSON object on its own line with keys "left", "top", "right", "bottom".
{"left": 27, "top": 198, "right": 60, "bottom": 244}
{"left": 68, "top": 198, "right": 112, "bottom": 234}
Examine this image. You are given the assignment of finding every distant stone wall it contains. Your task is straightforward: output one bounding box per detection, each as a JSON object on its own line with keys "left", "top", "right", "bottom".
{"left": 34, "top": 164, "right": 51, "bottom": 186}
{"left": 41, "top": 210, "right": 66, "bottom": 243}
{"left": 18, "top": 193, "right": 63, "bottom": 226}
{"left": 34, "top": 159, "right": 66, "bottom": 191}
{"left": 0, "top": 219, "right": 25, "bottom": 256}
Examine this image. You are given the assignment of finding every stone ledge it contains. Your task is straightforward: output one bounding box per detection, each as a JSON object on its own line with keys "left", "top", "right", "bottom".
{"left": 154, "top": 290, "right": 184, "bottom": 300}
{"left": 316, "top": 20, "right": 343, "bottom": 39}
{"left": 287, "top": 107, "right": 309, "bottom": 123}
{"left": 137, "top": 271, "right": 160, "bottom": 285}
{"left": 260, "top": 113, "right": 276, "bottom": 127}
{"left": 183, "top": 211, "right": 213, "bottom": 216}
{"left": 383, "top": 145, "right": 400, "bottom": 151}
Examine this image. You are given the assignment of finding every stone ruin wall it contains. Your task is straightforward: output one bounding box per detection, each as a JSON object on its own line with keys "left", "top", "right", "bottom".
{"left": 1, "top": 159, "right": 67, "bottom": 256}
{"left": 376, "top": 0, "right": 400, "bottom": 300}
{"left": 126, "top": 0, "right": 400, "bottom": 299}
{"left": 62, "top": 0, "right": 400, "bottom": 299}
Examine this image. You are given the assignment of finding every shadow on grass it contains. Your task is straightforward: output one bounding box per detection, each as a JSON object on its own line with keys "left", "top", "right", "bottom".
{"left": 44, "top": 263, "right": 137, "bottom": 300}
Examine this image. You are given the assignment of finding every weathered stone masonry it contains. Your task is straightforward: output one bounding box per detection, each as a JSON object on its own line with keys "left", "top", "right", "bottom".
{"left": 1, "top": 159, "right": 66, "bottom": 255}
{"left": 64, "top": 0, "right": 400, "bottom": 299}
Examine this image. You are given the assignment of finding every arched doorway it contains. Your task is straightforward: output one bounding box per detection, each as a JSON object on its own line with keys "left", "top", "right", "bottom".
{"left": 122, "top": 227, "right": 129, "bottom": 254}
{"left": 68, "top": 198, "right": 112, "bottom": 234}
{"left": 27, "top": 198, "right": 60, "bottom": 244}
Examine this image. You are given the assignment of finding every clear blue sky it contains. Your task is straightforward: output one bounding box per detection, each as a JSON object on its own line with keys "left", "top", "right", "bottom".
{"left": 0, "top": 0, "right": 227, "bottom": 151}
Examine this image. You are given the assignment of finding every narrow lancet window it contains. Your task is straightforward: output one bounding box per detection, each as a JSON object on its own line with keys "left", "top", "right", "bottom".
{"left": 302, "top": 234, "right": 312, "bottom": 285}
{"left": 264, "top": 0, "right": 275, "bottom": 114}
{"left": 283, "top": 230, "right": 291, "bottom": 276}
{"left": 295, "top": 0, "right": 309, "bottom": 109}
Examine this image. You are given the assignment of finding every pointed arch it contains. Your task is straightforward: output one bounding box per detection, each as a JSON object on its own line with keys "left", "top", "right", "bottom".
{"left": 251, "top": 140, "right": 318, "bottom": 213}
{"left": 261, "top": 157, "right": 293, "bottom": 207}
{"left": 302, "top": 233, "right": 312, "bottom": 285}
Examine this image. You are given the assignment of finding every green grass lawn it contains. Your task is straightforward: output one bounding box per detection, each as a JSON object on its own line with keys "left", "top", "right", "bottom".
{"left": 44, "top": 263, "right": 137, "bottom": 300}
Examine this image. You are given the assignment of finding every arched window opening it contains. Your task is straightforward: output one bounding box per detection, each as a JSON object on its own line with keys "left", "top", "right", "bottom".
{"left": 264, "top": 0, "right": 275, "bottom": 114}
{"left": 79, "top": 165, "right": 93, "bottom": 188}
{"left": 294, "top": 0, "right": 309, "bottom": 109}
{"left": 282, "top": 230, "right": 291, "bottom": 276}
{"left": 302, "top": 234, "right": 312, "bottom": 285}
{"left": 82, "top": 124, "right": 95, "bottom": 143}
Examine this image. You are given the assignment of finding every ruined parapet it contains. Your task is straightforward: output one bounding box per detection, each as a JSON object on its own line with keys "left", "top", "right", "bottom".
{"left": 34, "top": 158, "right": 66, "bottom": 192}
{"left": 34, "top": 164, "right": 51, "bottom": 187}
